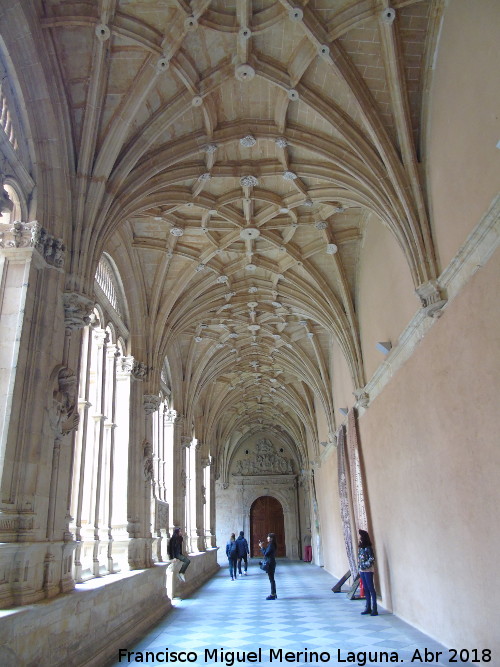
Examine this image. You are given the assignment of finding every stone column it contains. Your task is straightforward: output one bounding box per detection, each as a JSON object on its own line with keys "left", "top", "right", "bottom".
{"left": 208, "top": 457, "right": 217, "bottom": 548}
{"left": 0, "top": 221, "right": 92, "bottom": 605}
{"left": 180, "top": 435, "right": 192, "bottom": 546}
{"left": 191, "top": 442, "right": 206, "bottom": 552}
{"left": 170, "top": 415, "right": 188, "bottom": 532}
{"left": 123, "top": 358, "right": 153, "bottom": 569}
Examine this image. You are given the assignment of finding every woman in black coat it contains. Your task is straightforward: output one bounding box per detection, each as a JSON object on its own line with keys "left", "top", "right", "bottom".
{"left": 259, "top": 532, "right": 277, "bottom": 600}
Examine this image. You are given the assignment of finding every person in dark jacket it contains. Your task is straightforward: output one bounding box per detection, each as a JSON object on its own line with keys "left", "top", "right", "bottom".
{"left": 168, "top": 527, "right": 190, "bottom": 583}
{"left": 236, "top": 531, "right": 249, "bottom": 576}
{"left": 226, "top": 533, "right": 238, "bottom": 580}
{"left": 259, "top": 532, "right": 277, "bottom": 599}
{"left": 358, "top": 529, "right": 377, "bottom": 616}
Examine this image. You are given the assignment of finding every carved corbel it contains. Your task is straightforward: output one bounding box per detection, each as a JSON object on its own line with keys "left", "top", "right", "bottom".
{"left": 181, "top": 435, "right": 192, "bottom": 449}
{"left": 63, "top": 292, "right": 94, "bottom": 330}
{"left": 164, "top": 409, "right": 177, "bottom": 425}
{"left": 143, "top": 394, "right": 161, "bottom": 414}
{"left": 416, "top": 280, "right": 447, "bottom": 318}
{"left": 353, "top": 388, "right": 369, "bottom": 409}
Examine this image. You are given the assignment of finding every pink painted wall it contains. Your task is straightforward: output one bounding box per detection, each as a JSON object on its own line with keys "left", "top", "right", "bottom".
{"left": 427, "top": 0, "right": 500, "bottom": 269}
{"left": 357, "top": 249, "right": 500, "bottom": 651}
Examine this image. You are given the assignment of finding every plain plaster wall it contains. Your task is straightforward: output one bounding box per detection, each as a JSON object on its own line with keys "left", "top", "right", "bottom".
{"left": 427, "top": 0, "right": 500, "bottom": 269}
{"left": 357, "top": 214, "right": 417, "bottom": 382}
{"left": 314, "top": 447, "right": 350, "bottom": 579}
{"left": 355, "top": 247, "right": 500, "bottom": 652}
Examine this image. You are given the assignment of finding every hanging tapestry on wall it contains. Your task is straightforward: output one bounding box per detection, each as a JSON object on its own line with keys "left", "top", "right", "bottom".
{"left": 337, "top": 424, "right": 358, "bottom": 578}
{"left": 347, "top": 408, "right": 368, "bottom": 532}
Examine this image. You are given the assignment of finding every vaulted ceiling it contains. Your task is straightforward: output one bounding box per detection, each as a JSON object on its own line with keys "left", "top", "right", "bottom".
{"left": 35, "top": 0, "right": 440, "bottom": 467}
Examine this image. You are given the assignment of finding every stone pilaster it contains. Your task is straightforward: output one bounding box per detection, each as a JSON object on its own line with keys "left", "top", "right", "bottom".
{"left": 0, "top": 223, "right": 91, "bottom": 605}
{"left": 124, "top": 360, "right": 154, "bottom": 569}
{"left": 170, "top": 416, "right": 188, "bottom": 532}
{"left": 191, "top": 441, "right": 206, "bottom": 552}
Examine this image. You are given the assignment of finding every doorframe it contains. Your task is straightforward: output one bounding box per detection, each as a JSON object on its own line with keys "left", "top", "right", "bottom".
{"left": 233, "top": 475, "right": 301, "bottom": 560}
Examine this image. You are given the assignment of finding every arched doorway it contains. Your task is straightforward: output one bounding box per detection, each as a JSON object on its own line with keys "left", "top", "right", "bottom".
{"left": 250, "top": 496, "right": 286, "bottom": 557}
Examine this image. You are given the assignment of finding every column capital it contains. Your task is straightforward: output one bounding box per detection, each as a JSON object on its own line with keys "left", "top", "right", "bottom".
{"left": 164, "top": 409, "right": 177, "bottom": 425}
{"left": 143, "top": 394, "right": 161, "bottom": 415}
{"left": 118, "top": 356, "right": 148, "bottom": 379}
{"left": 181, "top": 435, "right": 192, "bottom": 449}
{"left": 0, "top": 220, "right": 66, "bottom": 269}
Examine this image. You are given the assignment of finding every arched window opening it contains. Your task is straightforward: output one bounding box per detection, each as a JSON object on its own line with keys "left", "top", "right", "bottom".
{"left": 0, "top": 183, "right": 18, "bottom": 223}
{"left": 151, "top": 399, "right": 172, "bottom": 562}
{"left": 71, "top": 255, "right": 131, "bottom": 582}
{"left": 95, "top": 254, "right": 122, "bottom": 318}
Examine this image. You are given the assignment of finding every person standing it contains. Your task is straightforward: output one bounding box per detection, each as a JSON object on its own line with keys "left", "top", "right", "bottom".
{"left": 168, "top": 527, "right": 191, "bottom": 583}
{"left": 358, "top": 529, "right": 377, "bottom": 616}
{"left": 303, "top": 531, "right": 312, "bottom": 562}
{"left": 226, "top": 533, "right": 238, "bottom": 580}
{"left": 236, "top": 531, "right": 249, "bottom": 576}
{"left": 259, "top": 533, "right": 277, "bottom": 599}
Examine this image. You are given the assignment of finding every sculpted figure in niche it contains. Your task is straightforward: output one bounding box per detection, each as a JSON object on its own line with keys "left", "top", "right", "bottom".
{"left": 143, "top": 441, "right": 154, "bottom": 483}
{"left": 50, "top": 367, "right": 80, "bottom": 437}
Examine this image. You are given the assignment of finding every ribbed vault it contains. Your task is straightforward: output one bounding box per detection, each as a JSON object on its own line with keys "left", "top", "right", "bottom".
{"left": 26, "top": 0, "right": 440, "bottom": 473}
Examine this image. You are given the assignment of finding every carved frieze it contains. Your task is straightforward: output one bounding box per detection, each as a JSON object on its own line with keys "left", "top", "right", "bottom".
{"left": 233, "top": 438, "right": 293, "bottom": 475}
{"left": 0, "top": 220, "right": 66, "bottom": 268}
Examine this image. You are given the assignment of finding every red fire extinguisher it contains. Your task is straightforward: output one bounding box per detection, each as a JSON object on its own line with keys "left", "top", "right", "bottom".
{"left": 359, "top": 577, "right": 365, "bottom": 598}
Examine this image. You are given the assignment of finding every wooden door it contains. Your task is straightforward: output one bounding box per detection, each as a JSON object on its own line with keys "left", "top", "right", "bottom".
{"left": 250, "top": 496, "right": 286, "bottom": 557}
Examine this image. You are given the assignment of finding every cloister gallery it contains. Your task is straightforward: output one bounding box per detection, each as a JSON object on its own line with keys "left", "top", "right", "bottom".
{"left": 0, "top": 0, "right": 498, "bottom": 665}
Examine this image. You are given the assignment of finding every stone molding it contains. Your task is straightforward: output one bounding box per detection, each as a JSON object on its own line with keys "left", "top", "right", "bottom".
{"left": 363, "top": 196, "right": 500, "bottom": 409}
{"left": 0, "top": 220, "right": 65, "bottom": 268}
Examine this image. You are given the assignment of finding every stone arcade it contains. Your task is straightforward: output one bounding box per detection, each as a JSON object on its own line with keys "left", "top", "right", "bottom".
{"left": 0, "top": 1, "right": 498, "bottom": 665}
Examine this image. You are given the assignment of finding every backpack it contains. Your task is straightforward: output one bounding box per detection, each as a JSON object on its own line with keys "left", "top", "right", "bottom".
{"left": 228, "top": 540, "right": 238, "bottom": 558}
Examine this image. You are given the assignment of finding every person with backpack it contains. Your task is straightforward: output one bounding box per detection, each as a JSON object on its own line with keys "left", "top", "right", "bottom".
{"left": 226, "top": 533, "right": 238, "bottom": 580}
{"left": 235, "top": 530, "right": 249, "bottom": 576}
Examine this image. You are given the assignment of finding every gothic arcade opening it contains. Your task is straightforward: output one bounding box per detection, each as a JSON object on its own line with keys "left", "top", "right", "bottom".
{"left": 250, "top": 496, "right": 286, "bottom": 557}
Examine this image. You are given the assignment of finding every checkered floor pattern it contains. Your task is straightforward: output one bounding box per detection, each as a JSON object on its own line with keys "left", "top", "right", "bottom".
{"left": 108, "top": 559, "right": 470, "bottom": 666}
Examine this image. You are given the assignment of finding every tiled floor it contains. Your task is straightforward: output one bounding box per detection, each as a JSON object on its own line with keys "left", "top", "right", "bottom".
{"left": 108, "top": 559, "right": 470, "bottom": 666}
